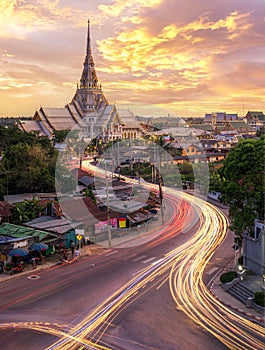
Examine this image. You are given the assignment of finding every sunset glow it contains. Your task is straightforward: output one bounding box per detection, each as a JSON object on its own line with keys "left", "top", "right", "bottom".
{"left": 0, "top": 0, "right": 264, "bottom": 117}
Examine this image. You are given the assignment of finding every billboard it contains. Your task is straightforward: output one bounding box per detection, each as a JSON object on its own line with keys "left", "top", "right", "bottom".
{"left": 95, "top": 218, "right": 117, "bottom": 234}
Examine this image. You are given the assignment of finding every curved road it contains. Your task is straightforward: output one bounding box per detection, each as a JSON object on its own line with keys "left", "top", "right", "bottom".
{"left": 0, "top": 168, "right": 263, "bottom": 349}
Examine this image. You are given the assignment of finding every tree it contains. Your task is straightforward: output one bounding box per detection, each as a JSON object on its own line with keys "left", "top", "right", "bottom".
{"left": 256, "top": 126, "right": 265, "bottom": 138}
{"left": 218, "top": 136, "right": 265, "bottom": 246}
{"left": 1, "top": 143, "right": 57, "bottom": 196}
{"left": 85, "top": 188, "right": 96, "bottom": 203}
{"left": 52, "top": 129, "right": 70, "bottom": 144}
{"left": 11, "top": 198, "right": 45, "bottom": 224}
{"left": 55, "top": 160, "right": 76, "bottom": 194}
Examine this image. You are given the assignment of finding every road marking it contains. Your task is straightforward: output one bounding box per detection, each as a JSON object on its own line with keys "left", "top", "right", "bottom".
{"left": 206, "top": 267, "right": 219, "bottom": 275}
{"left": 142, "top": 256, "right": 156, "bottom": 264}
{"left": 151, "top": 258, "right": 164, "bottom": 266}
{"left": 106, "top": 250, "right": 118, "bottom": 256}
{"left": 27, "top": 275, "right": 40, "bottom": 279}
{"left": 132, "top": 255, "right": 147, "bottom": 262}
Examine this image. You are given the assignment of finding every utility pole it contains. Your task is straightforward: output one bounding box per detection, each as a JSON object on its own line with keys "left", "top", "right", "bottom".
{"left": 106, "top": 183, "right": 111, "bottom": 248}
{"left": 158, "top": 174, "right": 164, "bottom": 223}
{"left": 105, "top": 161, "right": 112, "bottom": 248}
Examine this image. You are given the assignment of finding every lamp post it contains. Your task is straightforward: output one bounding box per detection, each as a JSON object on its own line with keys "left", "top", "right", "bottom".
{"left": 104, "top": 161, "right": 112, "bottom": 248}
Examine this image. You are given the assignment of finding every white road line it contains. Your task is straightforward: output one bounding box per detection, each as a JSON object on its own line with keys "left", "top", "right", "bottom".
{"left": 206, "top": 267, "right": 219, "bottom": 275}
{"left": 142, "top": 257, "right": 156, "bottom": 264}
{"left": 132, "top": 255, "right": 147, "bottom": 262}
{"left": 106, "top": 250, "right": 118, "bottom": 256}
{"left": 151, "top": 258, "right": 164, "bottom": 266}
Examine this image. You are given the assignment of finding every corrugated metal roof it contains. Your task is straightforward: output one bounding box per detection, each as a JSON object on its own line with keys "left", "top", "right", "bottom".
{"left": 0, "top": 223, "right": 55, "bottom": 241}
{"left": 25, "top": 216, "right": 81, "bottom": 234}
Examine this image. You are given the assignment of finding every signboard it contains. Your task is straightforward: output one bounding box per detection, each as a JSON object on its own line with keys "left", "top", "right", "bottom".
{"left": 76, "top": 234, "right": 83, "bottom": 241}
{"left": 13, "top": 240, "right": 28, "bottom": 248}
{"left": 163, "top": 135, "right": 171, "bottom": 141}
{"left": 118, "top": 218, "right": 127, "bottom": 228}
{"left": 95, "top": 219, "right": 117, "bottom": 234}
{"left": 75, "top": 229, "right": 85, "bottom": 236}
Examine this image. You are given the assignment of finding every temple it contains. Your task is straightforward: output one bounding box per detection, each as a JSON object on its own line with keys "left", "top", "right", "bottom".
{"left": 19, "top": 20, "right": 143, "bottom": 140}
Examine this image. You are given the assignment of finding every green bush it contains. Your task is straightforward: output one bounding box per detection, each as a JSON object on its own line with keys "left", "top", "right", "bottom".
{"left": 253, "top": 292, "right": 265, "bottom": 307}
{"left": 220, "top": 271, "right": 237, "bottom": 284}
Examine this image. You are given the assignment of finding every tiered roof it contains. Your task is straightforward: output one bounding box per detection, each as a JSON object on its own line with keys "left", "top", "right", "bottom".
{"left": 19, "top": 20, "right": 141, "bottom": 139}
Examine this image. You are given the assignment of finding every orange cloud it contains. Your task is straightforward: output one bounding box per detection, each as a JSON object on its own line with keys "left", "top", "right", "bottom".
{"left": 0, "top": 0, "right": 90, "bottom": 39}
{"left": 0, "top": 1, "right": 264, "bottom": 117}
{"left": 99, "top": 0, "right": 163, "bottom": 18}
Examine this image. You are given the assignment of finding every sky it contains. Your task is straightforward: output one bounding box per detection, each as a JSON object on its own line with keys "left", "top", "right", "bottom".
{"left": 0, "top": 0, "right": 265, "bottom": 118}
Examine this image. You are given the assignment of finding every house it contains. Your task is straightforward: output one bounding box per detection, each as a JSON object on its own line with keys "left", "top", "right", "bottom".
{"left": 181, "top": 144, "right": 203, "bottom": 157}
{"left": 244, "top": 111, "right": 265, "bottom": 132}
{"left": 0, "top": 223, "right": 59, "bottom": 258}
{"left": 215, "top": 122, "right": 240, "bottom": 142}
{"left": 206, "top": 152, "right": 227, "bottom": 163}
{"left": 3, "top": 193, "right": 57, "bottom": 205}
{"left": 200, "top": 139, "right": 231, "bottom": 150}
{"left": 172, "top": 139, "right": 229, "bottom": 164}
{"left": 24, "top": 216, "right": 82, "bottom": 248}
{"left": 190, "top": 123, "right": 215, "bottom": 138}
{"left": 200, "top": 139, "right": 232, "bottom": 162}
{"left": 230, "top": 121, "right": 253, "bottom": 136}
{"left": 173, "top": 155, "right": 189, "bottom": 164}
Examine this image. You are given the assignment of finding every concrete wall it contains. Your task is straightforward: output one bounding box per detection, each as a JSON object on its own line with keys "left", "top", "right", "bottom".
{"left": 243, "top": 220, "right": 265, "bottom": 275}
{"left": 208, "top": 191, "right": 221, "bottom": 201}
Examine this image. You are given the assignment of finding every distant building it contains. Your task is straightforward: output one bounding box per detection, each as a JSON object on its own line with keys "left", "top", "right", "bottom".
{"left": 244, "top": 111, "right": 265, "bottom": 132}
{"left": 204, "top": 112, "right": 239, "bottom": 125}
{"left": 19, "top": 20, "right": 143, "bottom": 141}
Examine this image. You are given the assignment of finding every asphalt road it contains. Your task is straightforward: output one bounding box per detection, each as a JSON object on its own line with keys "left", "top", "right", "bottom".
{"left": 0, "top": 196, "right": 229, "bottom": 350}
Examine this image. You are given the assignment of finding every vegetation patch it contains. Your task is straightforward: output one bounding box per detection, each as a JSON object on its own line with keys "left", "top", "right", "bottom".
{"left": 220, "top": 271, "right": 237, "bottom": 284}
{"left": 253, "top": 291, "right": 265, "bottom": 307}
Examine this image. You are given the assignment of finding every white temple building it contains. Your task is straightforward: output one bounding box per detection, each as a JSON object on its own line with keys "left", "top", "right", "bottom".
{"left": 19, "top": 20, "right": 144, "bottom": 141}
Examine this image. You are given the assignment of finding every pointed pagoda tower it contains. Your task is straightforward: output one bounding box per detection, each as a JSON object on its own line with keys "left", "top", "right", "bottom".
{"left": 20, "top": 20, "right": 144, "bottom": 141}
{"left": 72, "top": 20, "right": 108, "bottom": 117}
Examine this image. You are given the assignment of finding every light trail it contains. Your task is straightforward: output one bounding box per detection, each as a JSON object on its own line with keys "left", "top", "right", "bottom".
{"left": 167, "top": 191, "right": 264, "bottom": 350}
{"left": 1, "top": 161, "right": 264, "bottom": 349}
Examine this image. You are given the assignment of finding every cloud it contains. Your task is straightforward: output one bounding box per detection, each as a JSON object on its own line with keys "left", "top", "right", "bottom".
{"left": 98, "top": 0, "right": 163, "bottom": 18}
{"left": 0, "top": 0, "right": 265, "bottom": 117}
{"left": 0, "top": 0, "right": 90, "bottom": 40}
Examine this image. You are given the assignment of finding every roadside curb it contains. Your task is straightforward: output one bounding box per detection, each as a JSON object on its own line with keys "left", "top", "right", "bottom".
{"left": 0, "top": 247, "right": 102, "bottom": 284}
{"left": 209, "top": 280, "right": 265, "bottom": 326}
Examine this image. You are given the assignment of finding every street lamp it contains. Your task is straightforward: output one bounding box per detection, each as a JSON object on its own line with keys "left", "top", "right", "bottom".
{"left": 237, "top": 264, "right": 245, "bottom": 281}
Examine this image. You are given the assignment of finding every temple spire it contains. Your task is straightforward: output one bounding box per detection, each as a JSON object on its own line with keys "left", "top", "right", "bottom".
{"left": 86, "top": 19, "right": 91, "bottom": 56}
{"left": 80, "top": 19, "right": 98, "bottom": 89}
{"left": 72, "top": 19, "right": 108, "bottom": 114}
